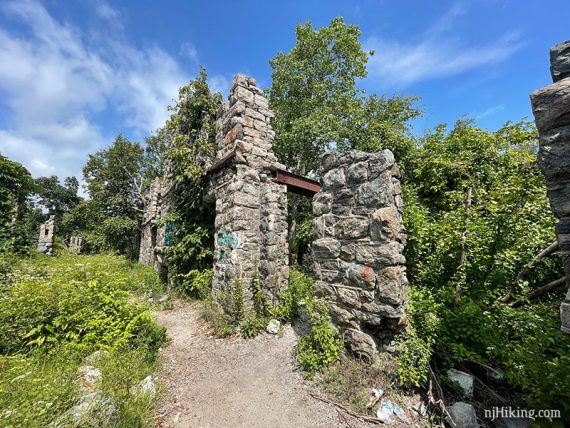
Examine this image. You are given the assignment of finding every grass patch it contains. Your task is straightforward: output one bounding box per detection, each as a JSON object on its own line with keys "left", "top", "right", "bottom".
{"left": 0, "top": 254, "right": 167, "bottom": 426}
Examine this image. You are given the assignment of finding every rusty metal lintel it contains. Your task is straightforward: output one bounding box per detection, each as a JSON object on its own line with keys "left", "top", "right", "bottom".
{"left": 207, "top": 149, "right": 236, "bottom": 175}
{"left": 275, "top": 169, "right": 321, "bottom": 197}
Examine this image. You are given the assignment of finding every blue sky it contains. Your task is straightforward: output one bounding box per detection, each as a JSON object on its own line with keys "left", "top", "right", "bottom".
{"left": 0, "top": 0, "right": 568, "bottom": 183}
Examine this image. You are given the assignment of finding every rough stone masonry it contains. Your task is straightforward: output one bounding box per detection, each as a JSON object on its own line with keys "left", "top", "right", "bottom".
{"left": 37, "top": 215, "right": 55, "bottom": 255}
{"left": 312, "top": 149, "right": 408, "bottom": 358}
{"left": 206, "top": 75, "right": 289, "bottom": 306}
{"left": 139, "top": 177, "right": 173, "bottom": 275}
{"left": 530, "top": 39, "right": 570, "bottom": 334}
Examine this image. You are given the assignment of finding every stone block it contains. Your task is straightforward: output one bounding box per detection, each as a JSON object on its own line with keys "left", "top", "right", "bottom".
{"left": 347, "top": 161, "right": 368, "bottom": 183}
{"left": 322, "top": 168, "right": 346, "bottom": 190}
{"left": 537, "top": 125, "right": 570, "bottom": 181}
{"left": 313, "top": 237, "right": 341, "bottom": 259}
{"left": 370, "top": 206, "right": 403, "bottom": 242}
{"left": 550, "top": 39, "right": 570, "bottom": 82}
{"left": 344, "top": 328, "right": 377, "bottom": 360}
{"left": 355, "top": 172, "right": 393, "bottom": 207}
{"left": 313, "top": 192, "right": 332, "bottom": 215}
{"left": 530, "top": 78, "right": 570, "bottom": 132}
{"left": 376, "top": 266, "right": 407, "bottom": 305}
{"left": 346, "top": 264, "right": 376, "bottom": 289}
{"left": 546, "top": 181, "right": 570, "bottom": 218}
{"left": 355, "top": 242, "right": 406, "bottom": 267}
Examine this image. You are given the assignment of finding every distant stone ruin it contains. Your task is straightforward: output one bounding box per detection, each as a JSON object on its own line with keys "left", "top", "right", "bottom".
{"left": 205, "top": 75, "right": 290, "bottom": 306}
{"left": 530, "top": 39, "right": 570, "bottom": 334}
{"left": 37, "top": 215, "right": 55, "bottom": 255}
{"left": 312, "top": 150, "right": 408, "bottom": 358}
{"left": 68, "top": 236, "right": 83, "bottom": 254}
{"left": 139, "top": 177, "right": 172, "bottom": 275}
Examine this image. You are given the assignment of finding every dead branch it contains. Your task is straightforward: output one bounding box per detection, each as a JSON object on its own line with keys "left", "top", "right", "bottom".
{"left": 428, "top": 364, "right": 455, "bottom": 427}
{"left": 498, "top": 240, "right": 559, "bottom": 303}
{"left": 511, "top": 276, "right": 567, "bottom": 308}
{"left": 309, "top": 392, "right": 383, "bottom": 425}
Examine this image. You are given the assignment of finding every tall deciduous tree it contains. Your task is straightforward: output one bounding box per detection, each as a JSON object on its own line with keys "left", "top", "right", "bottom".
{"left": 83, "top": 135, "right": 147, "bottom": 218}
{"left": 268, "top": 17, "right": 420, "bottom": 264}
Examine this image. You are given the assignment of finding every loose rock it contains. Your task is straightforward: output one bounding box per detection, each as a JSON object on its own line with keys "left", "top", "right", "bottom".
{"left": 447, "top": 402, "right": 479, "bottom": 428}
{"left": 266, "top": 319, "right": 280, "bottom": 334}
{"left": 447, "top": 368, "right": 474, "bottom": 398}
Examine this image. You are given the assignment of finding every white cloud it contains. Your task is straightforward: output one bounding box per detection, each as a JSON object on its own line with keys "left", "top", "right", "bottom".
{"left": 473, "top": 104, "right": 505, "bottom": 120}
{"left": 179, "top": 42, "right": 198, "bottom": 62}
{"left": 209, "top": 74, "right": 232, "bottom": 97}
{"left": 0, "top": 0, "right": 192, "bottom": 181}
{"left": 364, "top": 4, "right": 524, "bottom": 87}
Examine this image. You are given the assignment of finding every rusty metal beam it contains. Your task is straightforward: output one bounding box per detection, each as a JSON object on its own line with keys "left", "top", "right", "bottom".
{"left": 275, "top": 169, "right": 321, "bottom": 197}
{"left": 207, "top": 149, "right": 236, "bottom": 175}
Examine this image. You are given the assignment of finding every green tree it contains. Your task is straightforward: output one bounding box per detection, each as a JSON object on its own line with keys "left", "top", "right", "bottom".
{"left": 33, "top": 175, "right": 81, "bottom": 218}
{"left": 82, "top": 135, "right": 147, "bottom": 257}
{"left": 0, "top": 154, "right": 36, "bottom": 253}
{"left": 268, "top": 17, "right": 420, "bottom": 263}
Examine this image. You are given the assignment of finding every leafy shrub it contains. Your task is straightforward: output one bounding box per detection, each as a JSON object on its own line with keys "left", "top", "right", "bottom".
{"left": 0, "top": 254, "right": 166, "bottom": 354}
{"left": 271, "top": 268, "right": 314, "bottom": 321}
{"left": 178, "top": 269, "right": 213, "bottom": 299}
{"left": 239, "top": 312, "right": 268, "bottom": 338}
{"left": 295, "top": 303, "right": 342, "bottom": 377}
{"left": 216, "top": 278, "right": 244, "bottom": 326}
{"left": 0, "top": 254, "right": 166, "bottom": 427}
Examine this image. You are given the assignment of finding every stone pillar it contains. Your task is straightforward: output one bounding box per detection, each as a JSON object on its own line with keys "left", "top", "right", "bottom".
{"left": 139, "top": 177, "right": 172, "bottom": 274}
{"left": 209, "top": 75, "right": 289, "bottom": 306}
{"left": 37, "top": 215, "right": 55, "bottom": 255}
{"left": 530, "top": 39, "right": 570, "bottom": 334}
{"left": 69, "top": 236, "right": 83, "bottom": 254}
{"left": 312, "top": 149, "right": 408, "bottom": 359}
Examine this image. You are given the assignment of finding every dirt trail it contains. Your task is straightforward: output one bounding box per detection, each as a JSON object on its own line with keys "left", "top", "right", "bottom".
{"left": 154, "top": 299, "right": 368, "bottom": 428}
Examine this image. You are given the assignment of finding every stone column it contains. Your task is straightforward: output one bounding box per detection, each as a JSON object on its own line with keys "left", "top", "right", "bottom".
{"left": 209, "top": 75, "right": 289, "bottom": 307}
{"left": 37, "top": 215, "right": 55, "bottom": 255}
{"left": 312, "top": 150, "right": 408, "bottom": 359}
{"left": 530, "top": 39, "right": 570, "bottom": 334}
{"left": 139, "top": 177, "right": 172, "bottom": 274}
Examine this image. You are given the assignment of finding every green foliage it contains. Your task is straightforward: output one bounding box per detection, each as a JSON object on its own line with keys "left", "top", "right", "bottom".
{"left": 271, "top": 268, "right": 314, "bottom": 321}
{"left": 402, "top": 119, "right": 569, "bottom": 417}
{"left": 0, "top": 254, "right": 166, "bottom": 354}
{"left": 33, "top": 175, "right": 81, "bottom": 218}
{"left": 239, "top": 312, "right": 268, "bottom": 339}
{"left": 217, "top": 278, "right": 245, "bottom": 326}
{"left": 0, "top": 254, "right": 166, "bottom": 426}
{"left": 160, "top": 68, "right": 222, "bottom": 287}
{"left": 295, "top": 309, "right": 342, "bottom": 377}
{"left": 0, "top": 154, "right": 36, "bottom": 254}
{"left": 178, "top": 269, "right": 213, "bottom": 299}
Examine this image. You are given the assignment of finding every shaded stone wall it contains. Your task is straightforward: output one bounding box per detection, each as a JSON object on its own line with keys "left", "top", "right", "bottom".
{"left": 312, "top": 149, "right": 408, "bottom": 358}
{"left": 208, "top": 75, "right": 289, "bottom": 306}
{"left": 37, "top": 215, "right": 55, "bottom": 255}
{"left": 139, "top": 177, "right": 172, "bottom": 274}
{"left": 530, "top": 39, "right": 570, "bottom": 334}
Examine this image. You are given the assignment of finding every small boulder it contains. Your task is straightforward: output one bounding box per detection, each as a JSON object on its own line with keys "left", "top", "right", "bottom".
{"left": 448, "top": 402, "right": 479, "bottom": 428}
{"left": 447, "top": 368, "right": 474, "bottom": 398}
{"left": 57, "top": 392, "right": 116, "bottom": 427}
{"left": 77, "top": 365, "right": 102, "bottom": 394}
{"left": 266, "top": 319, "right": 280, "bottom": 335}
{"left": 84, "top": 350, "right": 110, "bottom": 365}
{"left": 130, "top": 375, "right": 157, "bottom": 398}
{"left": 158, "top": 295, "right": 169, "bottom": 304}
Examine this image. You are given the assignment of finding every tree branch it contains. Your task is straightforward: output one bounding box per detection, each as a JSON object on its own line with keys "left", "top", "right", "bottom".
{"left": 511, "top": 276, "right": 567, "bottom": 308}
{"left": 497, "top": 240, "right": 559, "bottom": 304}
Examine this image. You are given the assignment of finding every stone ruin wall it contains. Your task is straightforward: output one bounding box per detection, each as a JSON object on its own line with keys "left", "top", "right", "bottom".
{"left": 69, "top": 236, "right": 83, "bottom": 254}
{"left": 139, "top": 177, "right": 172, "bottom": 274}
{"left": 530, "top": 39, "right": 570, "bottom": 333}
{"left": 37, "top": 215, "right": 55, "bottom": 255}
{"left": 312, "top": 149, "right": 408, "bottom": 359}
{"left": 207, "top": 75, "right": 289, "bottom": 306}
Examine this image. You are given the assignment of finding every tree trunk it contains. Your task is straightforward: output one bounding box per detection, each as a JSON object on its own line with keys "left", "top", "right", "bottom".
{"left": 455, "top": 186, "right": 472, "bottom": 307}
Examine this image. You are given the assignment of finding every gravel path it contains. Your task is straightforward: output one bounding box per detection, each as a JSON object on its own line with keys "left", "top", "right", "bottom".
{"left": 153, "top": 299, "right": 368, "bottom": 428}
